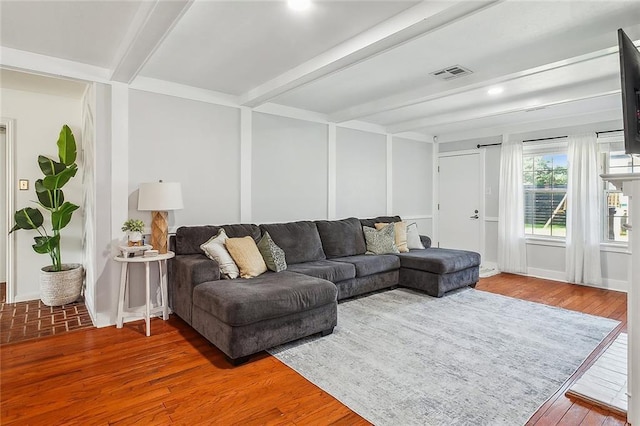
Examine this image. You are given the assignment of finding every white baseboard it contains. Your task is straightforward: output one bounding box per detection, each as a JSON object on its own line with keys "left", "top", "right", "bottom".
{"left": 526, "top": 267, "right": 628, "bottom": 293}
{"left": 481, "top": 261, "right": 498, "bottom": 270}
{"left": 526, "top": 267, "right": 566, "bottom": 283}
{"left": 13, "top": 292, "right": 41, "bottom": 303}
{"left": 589, "top": 278, "right": 628, "bottom": 293}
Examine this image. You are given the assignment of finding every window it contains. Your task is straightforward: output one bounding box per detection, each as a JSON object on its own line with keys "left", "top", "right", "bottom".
{"left": 523, "top": 153, "right": 568, "bottom": 237}
{"left": 601, "top": 150, "right": 640, "bottom": 243}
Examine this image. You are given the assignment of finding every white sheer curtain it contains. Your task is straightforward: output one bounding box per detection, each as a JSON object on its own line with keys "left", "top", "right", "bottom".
{"left": 498, "top": 135, "right": 527, "bottom": 273}
{"left": 566, "top": 133, "right": 602, "bottom": 285}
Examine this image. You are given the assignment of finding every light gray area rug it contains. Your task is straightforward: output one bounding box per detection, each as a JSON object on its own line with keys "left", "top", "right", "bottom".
{"left": 269, "top": 288, "right": 619, "bottom": 426}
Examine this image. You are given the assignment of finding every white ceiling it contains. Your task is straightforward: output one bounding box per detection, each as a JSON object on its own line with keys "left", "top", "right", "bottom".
{"left": 1, "top": 0, "right": 639, "bottom": 141}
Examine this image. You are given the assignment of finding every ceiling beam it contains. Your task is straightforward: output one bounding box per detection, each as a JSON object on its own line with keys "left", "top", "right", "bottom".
{"left": 435, "top": 108, "right": 621, "bottom": 144}
{"left": 110, "top": 0, "right": 193, "bottom": 83}
{"left": 388, "top": 90, "right": 620, "bottom": 135}
{"left": 330, "top": 44, "right": 622, "bottom": 124}
{"left": 0, "top": 47, "right": 111, "bottom": 83}
{"left": 239, "top": 0, "right": 502, "bottom": 108}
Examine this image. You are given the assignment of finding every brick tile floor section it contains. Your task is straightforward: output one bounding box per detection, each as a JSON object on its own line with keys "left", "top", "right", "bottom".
{"left": 0, "top": 282, "right": 94, "bottom": 345}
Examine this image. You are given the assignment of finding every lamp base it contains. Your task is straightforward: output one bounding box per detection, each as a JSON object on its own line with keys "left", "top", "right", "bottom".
{"left": 150, "top": 211, "right": 169, "bottom": 254}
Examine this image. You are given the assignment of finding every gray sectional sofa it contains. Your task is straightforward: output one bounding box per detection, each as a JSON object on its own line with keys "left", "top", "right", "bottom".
{"left": 169, "top": 216, "right": 480, "bottom": 365}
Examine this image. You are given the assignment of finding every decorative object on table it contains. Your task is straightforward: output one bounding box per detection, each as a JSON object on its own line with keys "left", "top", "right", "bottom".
{"left": 121, "top": 218, "right": 145, "bottom": 246}
{"left": 143, "top": 249, "right": 159, "bottom": 257}
{"left": 137, "top": 181, "right": 183, "bottom": 254}
{"left": 9, "top": 124, "right": 83, "bottom": 306}
{"left": 118, "top": 244, "right": 152, "bottom": 258}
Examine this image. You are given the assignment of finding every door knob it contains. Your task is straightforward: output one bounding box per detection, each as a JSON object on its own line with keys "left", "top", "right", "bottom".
{"left": 470, "top": 215, "right": 479, "bottom": 219}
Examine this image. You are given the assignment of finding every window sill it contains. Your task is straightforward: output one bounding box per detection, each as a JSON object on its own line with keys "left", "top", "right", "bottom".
{"left": 600, "top": 242, "right": 630, "bottom": 254}
{"left": 524, "top": 237, "right": 629, "bottom": 253}
{"left": 525, "top": 236, "right": 566, "bottom": 247}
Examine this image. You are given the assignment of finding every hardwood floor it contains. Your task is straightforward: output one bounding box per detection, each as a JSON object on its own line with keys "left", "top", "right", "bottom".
{"left": 0, "top": 274, "right": 629, "bottom": 425}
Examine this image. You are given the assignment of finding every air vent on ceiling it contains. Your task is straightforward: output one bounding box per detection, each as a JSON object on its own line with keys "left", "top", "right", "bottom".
{"left": 430, "top": 65, "right": 473, "bottom": 81}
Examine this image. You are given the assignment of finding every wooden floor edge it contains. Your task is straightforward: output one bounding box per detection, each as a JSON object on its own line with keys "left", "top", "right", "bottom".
{"left": 565, "top": 389, "right": 628, "bottom": 418}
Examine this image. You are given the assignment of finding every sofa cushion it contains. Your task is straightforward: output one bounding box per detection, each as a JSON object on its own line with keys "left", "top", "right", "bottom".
{"left": 360, "top": 215, "right": 401, "bottom": 229}
{"left": 406, "top": 222, "right": 425, "bottom": 249}
{"left": 332, "top": 254, "right": 400, "bottom": 277}
{"left": 260, "top": 221, "right": 326, "bottom": 264}
{"left": 375, "top": 221, "right": 408, "bottom": 253}
{"left": 397, "top": 248, "right": 481, "bottom": 274}
{"left": 363, "top": 225, "right": 399, "bottom": 255}
{"left": 193, "top": 271, "right": 336, "bottom": 327}
{"left": 175, "top": 224, "right": 261, "bottom": 255}
{"left": 257, "top": 232, "right": 287, "bottom": 272}
{"left": 286, "top": 260, "right": 356, "bottom": 282}
{"left": 200, "top": 229, "right": 240, "bottom": 279}
{"left": 315, "top": 217, "right": 366, "bottom": 258}
{"left": 226, "top": 236, "right": 268, "bottom": 279}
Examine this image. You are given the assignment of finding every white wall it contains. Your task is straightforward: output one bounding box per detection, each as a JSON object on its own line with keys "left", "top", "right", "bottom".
{"left": 128, "top": 90, "right": 241, "bottom": 227}
{"left": 253, "top": 112, "right": 328, "bottom": 223}
{"left": 393, "top": 136, "right": 433, "bottom": 234}
{"left": 0, "top": 87, "right": 83, "bottom": 301}
{"left": 335, "top": 127, "right": 386, "bottom": 218}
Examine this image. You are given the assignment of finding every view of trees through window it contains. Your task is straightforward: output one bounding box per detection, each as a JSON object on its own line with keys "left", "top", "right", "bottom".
{"left": 523, "top": 154, "right": 568, "bottom": 237}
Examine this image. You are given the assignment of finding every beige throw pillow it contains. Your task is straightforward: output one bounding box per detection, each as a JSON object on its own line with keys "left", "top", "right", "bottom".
{"left": 226, "top": 236, "right": 268, "bottom": 279}
{"left": 200, "top": 229, "right": 240, "bottom": 279}
{"left": 375, "top": 221, "right": 409, "bottom": 253}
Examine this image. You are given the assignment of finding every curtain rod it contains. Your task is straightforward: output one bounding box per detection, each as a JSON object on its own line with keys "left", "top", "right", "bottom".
{"left": 476, "top": 129, "right": 623, "bottom": 148}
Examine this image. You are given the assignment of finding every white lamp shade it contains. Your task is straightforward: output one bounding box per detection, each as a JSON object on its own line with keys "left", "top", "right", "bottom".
{"left": 137, "top": 182, "right": 184, "bottom": 211}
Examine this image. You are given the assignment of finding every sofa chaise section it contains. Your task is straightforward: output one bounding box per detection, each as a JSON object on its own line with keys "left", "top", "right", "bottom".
{"left": 191, "top": 271, "right": 337, "bottom": 364}
{"left": 169, "top": 223, "right": 261, "bottom": 325}
{"left": 398, "top": 248, "right": 481, "bottom": 297}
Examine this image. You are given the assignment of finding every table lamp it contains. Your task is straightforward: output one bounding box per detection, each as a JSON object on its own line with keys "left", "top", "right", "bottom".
{"left": 137, "top": 181, "right": 183, "bottom": 254}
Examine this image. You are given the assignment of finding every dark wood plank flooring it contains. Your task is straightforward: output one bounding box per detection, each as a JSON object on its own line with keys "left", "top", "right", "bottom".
{"left": 0, "top": 274, "right": 629, "bottom": 425}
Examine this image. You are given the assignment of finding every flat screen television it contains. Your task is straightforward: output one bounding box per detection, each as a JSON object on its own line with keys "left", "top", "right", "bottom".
{"left": 619, "top": 28, "right": 640, "bottom": 154}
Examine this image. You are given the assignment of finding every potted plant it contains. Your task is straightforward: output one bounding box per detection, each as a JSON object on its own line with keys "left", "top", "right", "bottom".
{"left": 121, "top": 219, "right": 145, "bottom": 246}
{"left": 9, "top": 124, "right": 83, "bottom": 306}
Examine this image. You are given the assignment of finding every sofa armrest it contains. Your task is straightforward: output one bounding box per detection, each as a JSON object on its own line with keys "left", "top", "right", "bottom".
{"left": 419, "top": 235, "right": 432, "bottom": 249}
{"left": 170, "top": 254, "right": 220, "bottom": 325}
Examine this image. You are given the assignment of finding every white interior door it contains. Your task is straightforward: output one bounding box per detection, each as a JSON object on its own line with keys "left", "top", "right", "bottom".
{"left": 438, "top": 152, "right": 482, "bottom": 253}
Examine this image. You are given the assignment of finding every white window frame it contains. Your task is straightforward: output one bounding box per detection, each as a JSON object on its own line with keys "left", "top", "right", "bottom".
{"left": 522, "top": 140, "right": 568, "bottom": 242}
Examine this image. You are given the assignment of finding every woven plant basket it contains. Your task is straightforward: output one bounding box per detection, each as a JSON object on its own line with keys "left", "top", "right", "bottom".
{"left": 40, "top": 264, "right": 83, "bottom": 306}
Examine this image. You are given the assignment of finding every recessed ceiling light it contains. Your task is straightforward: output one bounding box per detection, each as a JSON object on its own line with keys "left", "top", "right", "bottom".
{"left": 288, "top": 0, "right": 311, "bottom": 11}
{"left": 487, "top": 87, "right": 504, "bottom": 95}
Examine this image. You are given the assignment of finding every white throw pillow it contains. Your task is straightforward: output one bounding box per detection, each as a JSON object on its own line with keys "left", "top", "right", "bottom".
{"left": 200, "top": 229, "right": 240, "bottom": 279}
{"left": 406, "top": 222, "right": 425, "bottom": 250}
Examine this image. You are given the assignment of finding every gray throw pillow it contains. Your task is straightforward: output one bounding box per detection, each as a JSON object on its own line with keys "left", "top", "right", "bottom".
{"left": 363, "top": 225, "right": 399, "bottom": 255}
{"left": 257, "top": 232, "right": 287, "bottom": 272}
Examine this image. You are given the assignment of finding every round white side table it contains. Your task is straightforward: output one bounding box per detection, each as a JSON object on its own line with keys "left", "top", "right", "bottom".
{"left": 114, "top": 251, "right": 175, "bottom": 336}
